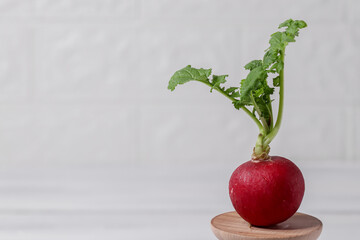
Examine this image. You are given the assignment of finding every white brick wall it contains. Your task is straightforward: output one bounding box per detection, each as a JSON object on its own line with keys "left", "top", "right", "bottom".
{"left": 0, "top": 0, "right": 357, "bottom": 165}
{"left": 0, "top": 2, "right": 358, "bottom": 239}
{"left": 0, "top": 105, "right": 138, "bottom": 163}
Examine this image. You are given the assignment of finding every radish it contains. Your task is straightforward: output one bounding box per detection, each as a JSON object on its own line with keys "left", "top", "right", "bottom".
{"left": 168, "top": 19, "right": 307, "bottom": 226}
{"left": 229, "top": 156, "right": 305, "bottom": 226}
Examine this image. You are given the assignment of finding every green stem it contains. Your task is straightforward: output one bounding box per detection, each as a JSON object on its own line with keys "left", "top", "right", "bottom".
{"left": 254, "top": 133, "right": 264, "bottom": 155}
{"left": 241, "top": 105, "right": 265, "bottom": 135}
{"left": 249, "top": 92, "right": 269, "bottom": 132}
{"left": 266, "top": 95, "right": 274, "bottom": 130}
{"left": 264, "top": 50, "right": 285, "bottom": 146}
{"left": 198, "top": 80, "right": 265, "bottom": 134}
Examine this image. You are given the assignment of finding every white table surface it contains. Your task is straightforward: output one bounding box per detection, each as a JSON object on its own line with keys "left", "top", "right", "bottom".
{"left": 0, "top": 162, "right": 358, "bottom": 239}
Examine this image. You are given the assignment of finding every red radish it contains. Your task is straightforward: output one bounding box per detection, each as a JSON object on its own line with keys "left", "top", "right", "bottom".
{"left": 168, "top": 19, "right": 308, "bottom": 227}
{"left": 229, "top": 156, "right": 305, "bottom": 226}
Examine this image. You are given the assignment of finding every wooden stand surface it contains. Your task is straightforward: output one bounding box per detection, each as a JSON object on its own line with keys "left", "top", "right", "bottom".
{"left": 211, "top": 212, "right": 322, "bottom": 240}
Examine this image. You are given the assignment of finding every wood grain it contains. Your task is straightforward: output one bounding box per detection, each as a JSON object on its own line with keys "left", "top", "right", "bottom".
{"left": 211, "top": 212, "right": 322, "bottom": 240}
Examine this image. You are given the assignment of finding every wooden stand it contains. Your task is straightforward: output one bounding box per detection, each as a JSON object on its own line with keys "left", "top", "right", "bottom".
{"left": 211, "top": 212, "right": 322, "bottom": 240}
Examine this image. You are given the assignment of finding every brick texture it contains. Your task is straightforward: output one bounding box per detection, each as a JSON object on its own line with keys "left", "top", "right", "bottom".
{"left": 0, "top": 0, "right": 357, "bottom": 164}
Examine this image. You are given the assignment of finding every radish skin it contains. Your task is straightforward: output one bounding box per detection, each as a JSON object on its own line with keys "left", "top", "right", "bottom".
{"left": 229, "top": 156, "right": 305, "bottom": 226}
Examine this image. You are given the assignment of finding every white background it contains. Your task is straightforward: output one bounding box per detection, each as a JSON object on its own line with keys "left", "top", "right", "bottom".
{"left": 0, "top": 0, "right": 358, "bottom": 239}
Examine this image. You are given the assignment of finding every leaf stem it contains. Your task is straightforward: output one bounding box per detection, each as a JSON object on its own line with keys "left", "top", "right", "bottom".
{"left": 198, "top": 80, "right": 265, "bottom": 134}
{"left": 266, "top": 95, "right": 274, "bottom": 130}
{"left": 249, "top": 92, "right": 269, "bottom": 132}
{"left": 264, "top": 50, "right": 285, "bottom": 146}
{"left": 241, "top": 105, "right": 265, "bottom": 135}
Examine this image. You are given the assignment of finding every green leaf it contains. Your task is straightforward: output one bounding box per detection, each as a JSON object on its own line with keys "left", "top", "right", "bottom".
{"left": 230, "top": 91, "right": 240, "bottom": 98}
{"left": 264, "top": 19, "right": 307, "bottom": 77}
{"left": 254, "top": 88, "right": 264, "bottom": 97}
{"left": 269, "top": 32, "right": 284, "bottom": 50}
{"left": 239, "top": 19, "right": 307, "bottom": 131}
{"left": 256, "top": 98, "right": 272, "bottom": 121}
{"left": 296, "top": 20, "right": 307, "bottom": 29}
{"left": 278, "top": 19, "right": 294, "bottom": 28}
{"left": 264, "top": 85, "right": 274, "bottom": 95}
{"left": 167, "top": 19, "right": 307, "bottom": 144}
{"left": 240, "top": 67, "right": 267, "bottom": 103}
{"left": 225, "top": 87, "right": 240, "bottom": 98}
{"left": 279, "top": 19, "right": 306, "bottom": 30}
{"left": 232, "top": 100, "right": 244, "bottom": 110}
{"left": 273, "top": 76, "right": 280, "bottom": 87}
{"left": 168, "top": 65, "right": 211, "bottom": 91}
{"left": 168, "top": 65, "right": 240, "bottom": 107}
{"left": 279, "top": 19, "right": 307, "bottom": 38}
{"left": 245, "top": 60, "right": 263, "bottom": 70}
{"left": 270, "top": 61, "right": 284, "bottom": 72}
{"left": 225, "top": 87, "right": 238, "bottom": 94}
{"left": 263, "top": 50, "right": 278, "bottom": 68}
{"left": 210, "top": 75, "right": 227, "bottom": 92}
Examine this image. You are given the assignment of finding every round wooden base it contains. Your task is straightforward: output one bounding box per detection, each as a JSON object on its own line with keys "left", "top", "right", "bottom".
{"left": 211, "top": 212, "right": 322, "bottom": 240}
